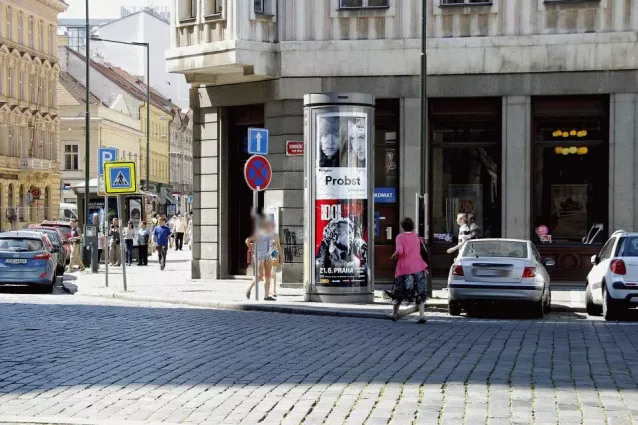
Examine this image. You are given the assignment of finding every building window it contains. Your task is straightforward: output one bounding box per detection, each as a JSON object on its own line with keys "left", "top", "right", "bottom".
{"left": 19, "top": 71, "right": 24, "bottom": 100}
{"left": 49, "top": 132, "right": 55, "bottom": 161}
{"left": 48, "top": 80, "right": 54, "bottom": 106}
{"left": 64, "top": 144, "right": 79, "bottom": 170}
{"left": 0, "top": 66, "right": 4, "bottom": 95}
{"left": 17, "top": 13, "right": 22, "bottom": 45}
{"left": 430, "top": 98, "right": 502, "bottom": 248}
{"left": 205, "top": 0, "right": 223, "bottom": 16}
{"left": 440, "top": 0, "right": 492, "bottom": 5}
{"left": 6, "top": 8, "right": 12, "bottom": 41}
{"left": 8, "top": 127, "right": 14, "bottom": 157}
{"left": 39, "top": 77, "right": 45, "bottom": 105}
{"left": 339, "top": 0, "right": 389, "bottom": 8}
{"left": 28, "top": 20, "right": 34, "bottom": 48}
{"left": 29, "top": 74, "right": 35, "bottom": 102}
{"left": 8, "top": 67, "right": 13, "bottom": 98}
{"left": 178, "top": 0, "right": 197, "bottom": 21}
{"left": 532, "top": 96, "right": 609, "bottom": 244}
{"left": 38, "top": 22, "right": 43, "bottom": 51}
{"left": 48, "top": 25, "right": 54, "bottom": 54}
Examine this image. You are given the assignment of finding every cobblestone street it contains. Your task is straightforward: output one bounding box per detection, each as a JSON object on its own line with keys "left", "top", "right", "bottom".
{"left": 0, "top": 292, "right": 636, "bottom": 425}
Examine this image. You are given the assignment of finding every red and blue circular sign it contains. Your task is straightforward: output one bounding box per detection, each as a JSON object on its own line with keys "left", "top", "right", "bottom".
{"left": 244, "top": 155, "right": 272, "bottom": 191}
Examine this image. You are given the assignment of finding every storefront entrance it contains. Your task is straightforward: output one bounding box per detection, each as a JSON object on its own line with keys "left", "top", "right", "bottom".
{"left": 227, "top": 105, "right": 265, "bottom": 276}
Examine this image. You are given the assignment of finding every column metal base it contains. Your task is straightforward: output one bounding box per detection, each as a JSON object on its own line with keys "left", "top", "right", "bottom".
{"left": 305, "top": 292, "right": 374, "bottom": 304}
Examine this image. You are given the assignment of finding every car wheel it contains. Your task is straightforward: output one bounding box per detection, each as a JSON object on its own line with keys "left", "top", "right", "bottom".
{"left": 533, "top": 293, "right": 546, "bottom": 319}
{"left": 448, "top": 301, "right": 461, "bottom": 316}
{"left": 586, "top": 284, "right": 602, "bottom": 316}
{"left": 544, "top": 287, "right": 552, "bottom": 313}
{"left": 603, "top": 285, "right": 621, "bottom": 321}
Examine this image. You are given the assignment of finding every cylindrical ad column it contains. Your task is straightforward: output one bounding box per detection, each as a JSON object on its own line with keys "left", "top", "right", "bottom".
{"left": 304, "top": 93, "right": 375, "bottom": 304}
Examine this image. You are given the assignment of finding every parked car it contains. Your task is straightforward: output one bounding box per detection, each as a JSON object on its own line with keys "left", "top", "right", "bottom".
{"left": 40, "top": 220, "right": 73, "bottom": 240}
{"left": 0, "top": 231, "right": 57, "bottom": 293}
{"left": 586, "top": 230, "right": 638, "bottom": 320}
{"left": 447, "top": 238, "right": 555, "bottom": 318}
{"left": 29, "top": 225, "right": 71, "bottom": 261}
{"left": 26, "top": 227, "right": 68, "bottom": 275}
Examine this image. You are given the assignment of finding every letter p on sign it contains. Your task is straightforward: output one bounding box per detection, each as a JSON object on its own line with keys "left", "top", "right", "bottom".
{"left": 98, "top": 147, "right": 118, "bottom": 177}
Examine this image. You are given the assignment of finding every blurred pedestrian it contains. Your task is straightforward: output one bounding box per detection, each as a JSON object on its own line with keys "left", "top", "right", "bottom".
{"left": 245, "top": 217, "right": 280, "bottom": 301}
{"left": 187, "top": 216, "right": 193, "bottom": 250}
{"left": 137, "top": 220, "right": 149, "bottom": 266}
{"left": 108, "top": 218, "right": 121, "bottom": 266}
{"left": 175, "top": 213, "right": 186, "bottom": 251}
{"left": 66, "top": 219, "right": 85, "bottom": 272}
{"left": 388, "top": 217, "right": 428, "bottom": 323}
{"left": 153, "top": 216, "right": 172, "bottom": 270}
{"left": 123, "top": 220, "right": 135, "bottom": 266}
{"left": 168, "top": 215, "right": 177, "bottom": 249}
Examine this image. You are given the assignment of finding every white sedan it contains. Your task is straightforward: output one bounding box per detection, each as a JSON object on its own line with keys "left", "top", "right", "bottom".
{"left": 447, "top": 239, "right": 555, "bottom": 317}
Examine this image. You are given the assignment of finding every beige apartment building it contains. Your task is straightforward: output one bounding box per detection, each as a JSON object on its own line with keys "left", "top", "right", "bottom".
{"left": 0, "top": 0, "right": 66, "bottom": 230}
{"left": 167, "top": 0, "right": 638, "bottom": 283}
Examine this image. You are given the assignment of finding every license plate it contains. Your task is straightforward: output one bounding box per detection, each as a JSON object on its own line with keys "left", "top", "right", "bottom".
{"left": 5, "top": 259, "right": 27, "bottom": 264}
{"left": 473, "top": 268, "right": 509, "bottom": 277}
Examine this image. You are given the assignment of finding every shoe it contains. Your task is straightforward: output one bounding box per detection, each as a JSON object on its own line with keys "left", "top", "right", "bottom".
{"left": 417, "top": 316, "right": 427, "bottom": 324}
{"left": 246, "top": 289, "right": 251, "bottom": 299}
{"left": 264, "top": 296, "right": 276, "bottom": 301}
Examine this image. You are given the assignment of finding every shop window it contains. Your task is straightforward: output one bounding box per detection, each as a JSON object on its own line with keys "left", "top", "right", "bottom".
{"left": 430, "top": 98, "right": 502, "bottom": 244}
{"left": 532, "top": 96, "right": 608, "bottom": 244}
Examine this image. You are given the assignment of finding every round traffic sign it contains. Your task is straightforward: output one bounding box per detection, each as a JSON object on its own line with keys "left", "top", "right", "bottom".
{"left": 244, "top": 155, "right": 272, "bottom": 191}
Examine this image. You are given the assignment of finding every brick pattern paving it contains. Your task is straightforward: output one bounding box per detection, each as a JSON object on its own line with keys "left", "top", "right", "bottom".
{"left": 0, "top": 295, "right": 636, "bottom": 424}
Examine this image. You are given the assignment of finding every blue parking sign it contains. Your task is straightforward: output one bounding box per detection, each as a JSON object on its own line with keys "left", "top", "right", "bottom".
{"left": 248, "top": 128, "right": 269, "bottom": 155}
{"left": 98, "top": 147, "right": 118, "bottom": 176}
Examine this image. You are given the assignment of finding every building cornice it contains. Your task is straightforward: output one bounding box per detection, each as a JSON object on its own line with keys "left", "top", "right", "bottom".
{"left": 36, "top": 0, "right": 68, "bottom": 13}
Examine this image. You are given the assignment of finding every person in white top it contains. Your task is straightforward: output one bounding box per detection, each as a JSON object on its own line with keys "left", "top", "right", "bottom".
{"left": 446, "top": 213, "right": 471, "bottom": 255}
{"left": 174, "top": 213, "right": 187, "bottom": 251}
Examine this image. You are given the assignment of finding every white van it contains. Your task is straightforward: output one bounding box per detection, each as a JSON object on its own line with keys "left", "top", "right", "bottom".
{"left": 59, "top": 203, "right": 78, "bottom": 222}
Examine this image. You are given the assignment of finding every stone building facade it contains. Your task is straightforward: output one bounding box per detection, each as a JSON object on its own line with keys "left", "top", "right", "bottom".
{"left": 167, "top": 0, "right": 638, "bottom": 283}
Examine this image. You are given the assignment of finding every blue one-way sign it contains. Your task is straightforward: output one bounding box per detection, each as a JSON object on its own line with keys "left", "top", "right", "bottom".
{"left": 98, "top": 147, "right": 118, "bottom": 176}
{"left": 248, "top": 128, "right": 269, "bottom": 155}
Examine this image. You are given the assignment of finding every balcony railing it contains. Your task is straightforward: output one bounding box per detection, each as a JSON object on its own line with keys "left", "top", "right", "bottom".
{"left": 20, "top": 158, "right": 53, "bottom": 170}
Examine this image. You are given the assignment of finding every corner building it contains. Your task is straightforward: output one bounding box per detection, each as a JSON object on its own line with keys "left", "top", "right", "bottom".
{"left": 168, "top": 0, "right": 638, "bottom": 283}
{"left": 0, "top": 0, "right": 67, "bottom": 230}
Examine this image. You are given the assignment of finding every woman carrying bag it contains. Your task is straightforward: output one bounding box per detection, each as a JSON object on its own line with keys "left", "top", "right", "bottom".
{"left": 388, "top": 217, "right": 429, "bottom": 323}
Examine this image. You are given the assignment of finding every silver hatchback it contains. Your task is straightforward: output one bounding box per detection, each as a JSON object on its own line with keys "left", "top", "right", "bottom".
{"left": 447, "top": 239, "right": 555, "bottom": 317}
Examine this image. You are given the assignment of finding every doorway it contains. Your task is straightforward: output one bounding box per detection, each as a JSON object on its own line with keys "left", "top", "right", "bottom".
{"left": 227, "top": 105, "right": 265, "bottom": 276}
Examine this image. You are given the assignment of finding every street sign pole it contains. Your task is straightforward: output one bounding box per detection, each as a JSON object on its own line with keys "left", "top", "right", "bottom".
{"left": 253, "top": 188, "right": 259, "bottom": 301}
{"left": 117, "top": 194, "right": 127, "bottom": 292}
{"left": 105, "top": 194, "right": 109, "bottom": 288}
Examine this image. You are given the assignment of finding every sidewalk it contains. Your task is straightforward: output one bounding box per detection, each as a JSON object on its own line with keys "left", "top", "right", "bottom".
{"left": 65, "top": 248, "right": 586, "bottom": 319}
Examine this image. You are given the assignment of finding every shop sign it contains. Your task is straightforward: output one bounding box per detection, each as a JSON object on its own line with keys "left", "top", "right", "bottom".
{"left": 286, "top": 140, "right": 304, "bottom": 156}
{"left": 0, "top": 173, "right": 18, "bottom": 180}
{"left": 374, "top": 187, "right": 396, "bottom": 204}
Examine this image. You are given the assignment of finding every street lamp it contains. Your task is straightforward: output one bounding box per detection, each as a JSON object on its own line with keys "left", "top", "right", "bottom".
{"left": 90, "top": 37, "right": 151, "bottom": 192}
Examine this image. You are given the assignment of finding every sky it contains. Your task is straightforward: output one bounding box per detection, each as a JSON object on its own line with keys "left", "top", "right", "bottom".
{"left": 61, "top": 0, "right": 172, "bottom": 19}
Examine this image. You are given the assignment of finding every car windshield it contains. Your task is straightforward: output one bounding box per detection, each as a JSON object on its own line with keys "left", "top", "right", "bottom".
{"left": 462, "top": 241, "right": 528, "bottom": 259}
{"left": 616, "top": 237, "right": 638, "bottom": 257}
{"left": 38, "top": 231, "right": 60, "bottom": 245}
{"left": 0, "top": 238, "right": 44, "bottom": 252}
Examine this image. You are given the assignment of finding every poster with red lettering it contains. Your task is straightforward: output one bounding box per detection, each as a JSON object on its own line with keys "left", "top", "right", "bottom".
{"left": 314, "top": 112, "right": 369, "bottom": 287}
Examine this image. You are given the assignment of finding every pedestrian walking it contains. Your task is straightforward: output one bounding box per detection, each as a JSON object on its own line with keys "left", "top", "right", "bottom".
{"left": 108, "top": 218, "right": 121, "bottom": 266}
{"left": 168, "top": 215, "right": 176, "bottom": 249}
{"left": 153, "top": 216, "right": 172, "bottom": 270}
{"left": 137, "top": 220, "right": 149, "bottom": 266}
{"left": 66, "top": 219, "right": 85, "bottom": 272}
{"left": 174, "top": 214, "right": 186, "bottom": 251}
{"left": 245, "top": 217, "right": 282, "bottom": 301}
{"left": 388, "top": 217, "right": 428, "bottom": 323}
{"left": 186, "top": 215, "right": 193, "bottom": 250}
{"left": 123, "top": 221, "right": 135, "bottom": 266}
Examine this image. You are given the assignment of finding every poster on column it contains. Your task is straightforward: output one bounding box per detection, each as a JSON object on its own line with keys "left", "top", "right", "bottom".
{"left": 315, "top": 111, "right": 369, "bottom": 287}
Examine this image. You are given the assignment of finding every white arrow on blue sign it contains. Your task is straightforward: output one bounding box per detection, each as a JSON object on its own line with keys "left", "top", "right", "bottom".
{"left": 98, "top": 147, "right": 118, "bottom": 176}
{"left": 248, "top": 128, "right": 269, "bottom": 155}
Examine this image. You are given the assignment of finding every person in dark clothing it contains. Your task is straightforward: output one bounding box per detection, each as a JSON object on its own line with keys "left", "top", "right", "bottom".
{"left": 153, "top": 217, "right": 172, "bottom": 270}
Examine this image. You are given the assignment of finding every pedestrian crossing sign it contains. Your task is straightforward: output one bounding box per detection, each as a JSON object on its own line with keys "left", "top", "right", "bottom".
{"left": 104, "top": 162, "right": 137, "bottom": 194}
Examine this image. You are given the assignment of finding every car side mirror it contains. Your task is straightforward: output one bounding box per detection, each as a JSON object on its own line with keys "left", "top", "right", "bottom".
{"left": 591, "top": 255, "right": 599, "bottom": 265}
{"left": 543, "top": 258, "right": 555, "bottom": 267}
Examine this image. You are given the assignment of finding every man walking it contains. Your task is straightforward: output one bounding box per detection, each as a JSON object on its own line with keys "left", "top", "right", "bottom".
{"left": 153, "top": 216, "right": 171, "bottom": 270}
{"left": 175, "top": 213, "right": 186, "bottom": 251}
{"left": 67, "top": 220, "right": 85, "bottom": 272}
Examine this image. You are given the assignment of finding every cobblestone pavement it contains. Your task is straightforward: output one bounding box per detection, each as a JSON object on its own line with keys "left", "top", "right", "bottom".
{"left": 0, "top": 293, "right": 637, "bottom": 425}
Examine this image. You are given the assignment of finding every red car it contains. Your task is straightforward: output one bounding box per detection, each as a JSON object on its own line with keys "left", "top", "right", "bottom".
{"left": 29, "top": 225, "right": 71, "bottom": 259}
{"left": 39, "top": 221, "right": 73, "bottom": 240}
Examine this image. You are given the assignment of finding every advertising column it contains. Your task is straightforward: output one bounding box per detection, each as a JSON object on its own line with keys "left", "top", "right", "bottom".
{"left": 304, "top": 93, "right": 375, "bottom": 303}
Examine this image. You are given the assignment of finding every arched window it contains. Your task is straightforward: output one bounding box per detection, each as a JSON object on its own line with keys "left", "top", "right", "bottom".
{"left": 7, "top": 184, "right": 13, "bottom": 208}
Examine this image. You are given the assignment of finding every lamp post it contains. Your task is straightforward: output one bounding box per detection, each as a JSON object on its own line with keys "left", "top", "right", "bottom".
{"left": 420, "top": 0, "right": 431, "bottom": 296}
{"left": 90, "top": 37, "right": 150, "bottom": 192}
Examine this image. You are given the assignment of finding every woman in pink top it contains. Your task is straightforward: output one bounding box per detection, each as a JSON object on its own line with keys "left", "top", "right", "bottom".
{"left": 389, "top": 217, "right": 429, "bottom": 322}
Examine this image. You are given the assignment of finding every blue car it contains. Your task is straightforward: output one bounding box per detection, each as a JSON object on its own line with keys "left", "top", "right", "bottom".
{"left": 0, "top": 231, "right": 57, "bottom": 293}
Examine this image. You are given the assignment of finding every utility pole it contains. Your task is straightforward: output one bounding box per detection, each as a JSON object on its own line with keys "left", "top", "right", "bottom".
{"left": 84, "top": 0, "right": 90, "bottom": 225}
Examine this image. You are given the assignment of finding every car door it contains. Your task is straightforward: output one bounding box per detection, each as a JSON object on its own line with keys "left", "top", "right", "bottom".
{"left": 589, "top": 237, "right": 615, "bottom": 303}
